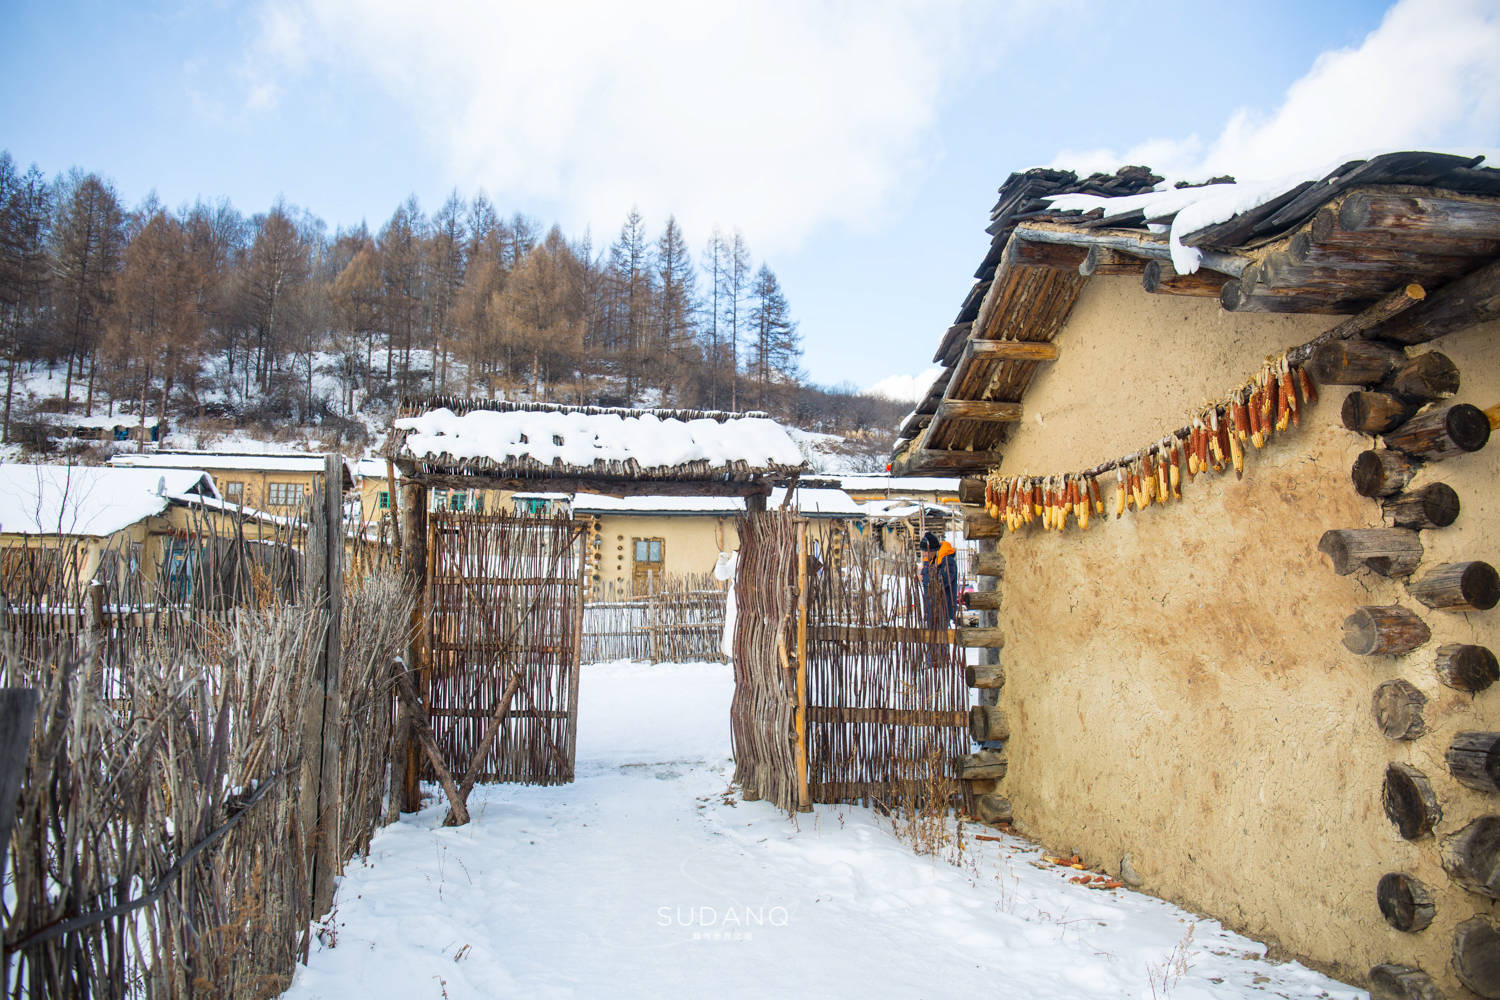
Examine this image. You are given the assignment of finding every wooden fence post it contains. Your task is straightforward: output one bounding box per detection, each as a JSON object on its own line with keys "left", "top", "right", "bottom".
{"left": 399, "top": 480, "right": 428, "bottom": 812}
{"left": 794, "top": 518, "right": 811, "bottom": 812}
{"left": 0, "top": 687, "right": 38, "bottom": 888}
{"left": 300, "top": 454, "right": 345, "bottom": 922}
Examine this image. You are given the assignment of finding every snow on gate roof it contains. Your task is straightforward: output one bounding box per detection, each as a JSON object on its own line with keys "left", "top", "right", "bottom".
{"left": 386, "top": 397, "right": 807, "bottom": 495}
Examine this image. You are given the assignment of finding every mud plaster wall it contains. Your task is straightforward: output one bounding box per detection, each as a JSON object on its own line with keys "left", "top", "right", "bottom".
{"left": 994, "top": 275, "right": 1499, "bottom": 995}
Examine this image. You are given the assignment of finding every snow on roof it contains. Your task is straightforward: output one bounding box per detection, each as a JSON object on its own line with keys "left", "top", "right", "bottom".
{"left": 355, "top": 458, "right": 401, "bottom": 480}
{"left": 860, "top": 498, "right": 954, "bottom": 521}
{"left": 570, "top": 493, "right": 745, "bottom": 516}
{"left": 392, "top": 402, "right": 806, "bottom": 479}
{"left": 839, "top": 475, "right": 960, "bottom": 494}
{"left": 0, "top": 464, "right": 216, "bottom": 537}
{"left": 111, "top": 451, "right": 341, "bottom": 474}
{"left": 769, "top": 487, "right": 862, "bottom": 517}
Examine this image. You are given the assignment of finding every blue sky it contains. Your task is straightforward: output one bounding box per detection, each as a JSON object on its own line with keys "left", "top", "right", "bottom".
{"left": 4, "top": 0, "right": 1497, "bottom": 396}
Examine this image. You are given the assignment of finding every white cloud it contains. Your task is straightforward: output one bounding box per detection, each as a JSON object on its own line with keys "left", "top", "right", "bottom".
{"left": 1052, "top": 0, "right": 1500, "bottom": 183}
{"left": 865, "top": 367, "right": 943, "bottom": 404}
{"left": 244, "top": 0, "right": 1014, "bottom": 251}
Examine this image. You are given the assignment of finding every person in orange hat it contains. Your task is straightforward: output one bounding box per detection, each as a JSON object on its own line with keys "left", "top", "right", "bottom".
{"left": 918, "top": 531, "right": 957, "bottom": 627}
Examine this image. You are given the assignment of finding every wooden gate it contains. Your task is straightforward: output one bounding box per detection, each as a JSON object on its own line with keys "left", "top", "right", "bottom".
{"left": 731, "top": 512, "right": 967, "bottom": 813}
{"left": 426, "top": 511, "right": 586, "bottom": 784}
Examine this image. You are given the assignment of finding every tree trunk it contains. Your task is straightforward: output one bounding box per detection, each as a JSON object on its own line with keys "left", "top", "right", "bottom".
{"left": 1318, "top": 528, "right": 1422, "bottom": 578}
{"left": 1382, "top": 762, "right": 1441, "bottom": 841}
{"left": 1389, "top": 351, "right": 1459, "bottom": 402}
{"left": 1342, "top": 391, "right": 1418, "bottom": 435}
{"left": 1306, "top": 339, "right": 1405, "bottom": 386}
{"left": 1382, "top": 483, "right": 1459, "bottom": 530}
{"left": 1352, "top": 449, "right": 1418, "bottom": 498}
{"left": 968, "top": 706, "right": 1009, "bottom": 742}
{"left": 1368, "top": 964, "right": 1444, "bottom": 1000}
{"left": 1446, "top": 732, "right": 1500, "bottom": 794}
{"left": 1408, "top": 561, "right": 1500, "bottom": 612}
{"left": 1371, "top": 679, "right": 1427, "bottom": 740}
{"left": 1453, "top": 916, "right": 1500, "bottom": 999}
{"left": 1442, "top": 816, "right": 1500, "bottom": 899}
{"left": 1384, "top": 403, "right": 1490, "bottom": 460}
{"left": 1342, "top": 605, "right": 1431, "bottom": 655}
{"left": 1376, "top": 872, "right": 1435, "bottom": 933}
{"left": 1434, "top": 644, "right": 1498, "bottom": 694}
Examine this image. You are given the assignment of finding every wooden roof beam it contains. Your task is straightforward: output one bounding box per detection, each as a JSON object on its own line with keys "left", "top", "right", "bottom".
{"left": 961, "top": 339, "right": 1059, "bottom": 363}
{"left": 892, "top": 448, "right": 1007, "bottom": 476}
{"left": 933, "top": 399, "right": 1024, "bottom": 423}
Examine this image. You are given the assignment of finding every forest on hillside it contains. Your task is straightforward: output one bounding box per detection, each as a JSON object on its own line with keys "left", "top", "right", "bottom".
{"left": 0, "top": 151, "right": 906, "bottom": 450}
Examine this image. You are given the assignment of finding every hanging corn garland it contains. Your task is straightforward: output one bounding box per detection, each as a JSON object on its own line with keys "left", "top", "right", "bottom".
{"left": 980, "top": 354, "right": 1321, "bottom": 536}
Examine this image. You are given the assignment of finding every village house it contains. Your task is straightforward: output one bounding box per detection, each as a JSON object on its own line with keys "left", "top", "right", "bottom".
{"left": 894, "top": 150, "right": 1500, "bottom": 998}
{"left": 0, "top": 463, "right": 220, "bottom": 594}
{"left": 109, "top": 451, "right": 355, "bottom": 514}
{"left": 571, "top": 492, "right": 743, "bottom": 597}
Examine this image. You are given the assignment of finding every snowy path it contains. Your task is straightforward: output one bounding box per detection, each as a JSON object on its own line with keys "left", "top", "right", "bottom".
{"left": 282, "top": 662, "right": 1363, "bottom": 1000}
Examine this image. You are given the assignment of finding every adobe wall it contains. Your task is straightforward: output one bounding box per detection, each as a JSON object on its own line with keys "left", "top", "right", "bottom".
{"left": 589, "top": 514, "right": 738, "bottom": 590}
{"left": 993, "top": 275, "right": 1499, "bottom": 996}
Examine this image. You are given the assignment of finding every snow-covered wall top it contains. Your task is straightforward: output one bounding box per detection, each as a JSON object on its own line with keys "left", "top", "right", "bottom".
{"left": 0, "top": 464, "right": 215, "bottom": 537}
{"left": 393, "top": 406, "right": 806, "bottom": 477}
{"left": 111, "top": 452, "right": 345, "bottom": 475}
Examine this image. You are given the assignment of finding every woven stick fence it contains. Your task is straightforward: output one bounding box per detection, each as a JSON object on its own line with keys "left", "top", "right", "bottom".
{"left": 0, "top": 501, "right": 411, "bottom": 999}
{"left": 803, "top": 522, "right": 968, "bottom": 807}
{"left": 425, "top": 511, "right": 584, "bottom": 785}
{"left": 582, "top": 574, "right": 727, "bottom": 663}
{"left": 729, "top": 512, "right": 803, "bottom": 813}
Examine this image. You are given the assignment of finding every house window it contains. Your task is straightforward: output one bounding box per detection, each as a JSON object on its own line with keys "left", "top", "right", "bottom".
{"left": 223, "top": 481, "right": 244, "bottom": 502}
{"left": 448, "top": 492, "right": 466, "bottom": 512}
{"left": 514, "top": 497, "right": 553, "bottom": 516}
{"left": 165, "top": 539, "right": 199, "bottom": 601}
{"left": 267, "top": 482, "right": 304, "bottom": 507}
{"left": 377, "top": 490, "right": 390, "bottom": 510}
{"left": 632, "top": 537, "right": 665, "bottom": 593}
{"left": 472, "top": 493, "right": 485, "bottom": 513}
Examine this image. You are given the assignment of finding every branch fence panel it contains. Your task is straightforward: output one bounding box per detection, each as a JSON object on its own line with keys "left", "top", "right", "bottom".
{"left": 804, "top": 522, "right": 968, "bottom": 807}
{"left": 425, "top": 511, "right": 584, "bottom": 785}
{"left": 730, "top": 513, "right": 968, "bottom": 816}
{"left": 0, "top": 497, "right": 411, "bottom": 999}
{"left": 582, "top": 575, "right": 727, "bottom": 663}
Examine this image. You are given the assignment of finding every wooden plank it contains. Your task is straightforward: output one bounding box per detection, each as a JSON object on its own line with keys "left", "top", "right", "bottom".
{"left": 807, "top": 706, "right": 970, "bottom": 727}
{"left": 933, "top": 399, "right": 1024, "bottom": 423}
{"left": 891, "top": 448, "right": 1007, "bottom": 475}
{"left": 794, "top": 520, "right": 811, "bottom": 813}
{"left": 962, "top": 339, "right": 1059, "bottom": 363}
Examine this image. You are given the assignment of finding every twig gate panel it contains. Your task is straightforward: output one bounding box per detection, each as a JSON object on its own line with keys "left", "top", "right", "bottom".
{"left": 803, "top": 522, "right": 968, "bottom": 805}
{"left": 731, "top": 513, "right": 967, "bottom": 814}
{"left": 426, "top": 511, "right": 585, "bottom": 784}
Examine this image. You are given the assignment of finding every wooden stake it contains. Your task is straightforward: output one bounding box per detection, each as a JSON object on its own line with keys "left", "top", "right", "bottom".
{"left": 794, "top": 518, "right": 811, "bottom": 813}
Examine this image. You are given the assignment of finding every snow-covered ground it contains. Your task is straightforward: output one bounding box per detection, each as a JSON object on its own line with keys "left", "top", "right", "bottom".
{"left": 282, "top": 661, "right": 1362, "bottom": 1000}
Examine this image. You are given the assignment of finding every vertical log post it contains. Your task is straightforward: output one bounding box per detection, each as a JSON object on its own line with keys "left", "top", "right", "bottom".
{"left": 399, "top": 479, "right": 428, "bottom": 812}
{"left": 385, "top": 458, "right": 403, "bottom": 564}
{"left": 301, "top": 453, "right": 345, "bottom": 921}
{"left": 793, "top": 518, "right": 811, "bottom": 813}
{"left": 0, "top": 687, "right": 38, "bottom": 887}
